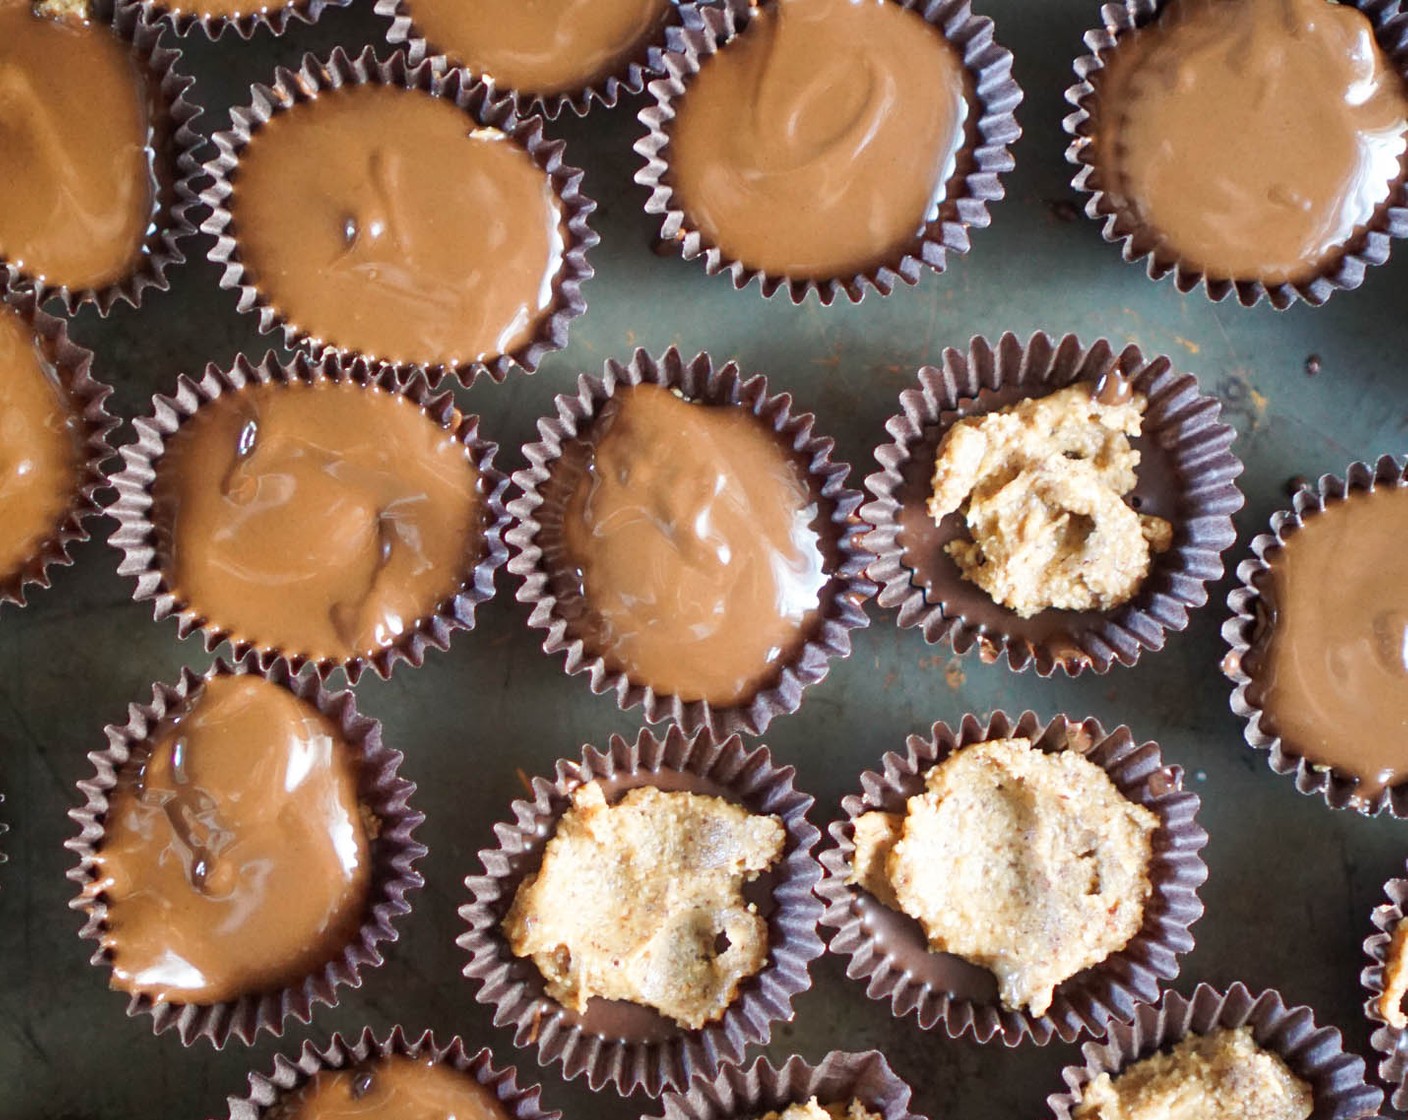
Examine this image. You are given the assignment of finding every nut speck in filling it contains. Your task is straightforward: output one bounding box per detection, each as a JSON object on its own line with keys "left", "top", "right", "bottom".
{"left": 849, "top": 737, "right": 1158, "bottom": 1016}
{"left": 1074, "top": 1026, "right": 1313, "bottom": 1120}
{"left": 502, "top": 781, "right": 786, "bottom": 1029}
{"left": 1379, "top": 918, "right": 1408, "bottom": 1029}
{"left": 761, "top": 1099, "right": 884, "bottom": 1120}
{"left": 928, "top": 382, "right": 1173, "bottom": 618}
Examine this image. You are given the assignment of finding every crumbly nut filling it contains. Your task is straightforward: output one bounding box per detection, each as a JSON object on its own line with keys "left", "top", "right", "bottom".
{"left": 502, "top": 781, "right": 786, "bottom": 1029}
{"left": 34, "top": 0, "right": 91, "bottom": 21}
{"left": 1074, "top": 1026, "right": 1314, "bottom": 1120}
{"left": 1379, "top": 918, "right": 1408, "bottom": 1029}
{"left": 849, "top": 737, "right": 1158, "bottom": 1016}
{"left": 928, "top": 382, "right": 1174, "bottom": 618}
{"left": 761, "top": 1099, "right": 885, "bottom": 1120}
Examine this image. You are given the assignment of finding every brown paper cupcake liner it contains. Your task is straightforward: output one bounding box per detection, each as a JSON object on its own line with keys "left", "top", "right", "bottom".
{"left": 117, "top": 0, "right": 351, "bottom": 41}
{"left": 1063, "top": 0, "right": 1408, "bottom": 309}
{"left": 65, "top": 657, "right": 427, "bottom": 1049}
{"left": 862, "top": 331, "right": 1244, "bottom": 676}
{"left": 0, "top": 289, "right": 119, "bottom": 611}
{"left": 1047, "top": 983, "right": 1382, "bottom": 1119}
{"left": 458, "top": 724, "right": 825, "bottom": 1097}
{"left": 227, "top": 1025, "right": 558, "bottom": 1119}
{"left": 506, "top": 347, "right": 873, "bottom": 738}
{"left": 650, "top": 1051, "right": 926, "bottom": 1120}
{"left": 816, "top": 710, "right": 1208, "bottom": 1047}
{"left": 0, "top": 1, "right": 203, "bottom": 316}
{"left": 634, "top": 0, "right": 1022, "bottom": 304}
{"left": 201, "top": 46, "right": 597, "bottom": 387}
{"left": 1222, "top": 454, "right": 1408, "bottom": 816}
{"left": 1361, "top": 868, "right": 1408, "bottom": 1109}
{"left": 374, "top": 0, "right": 681, "bottom": 119}
{"left": 106, "top": 349, "right": 511, "bottom": 683}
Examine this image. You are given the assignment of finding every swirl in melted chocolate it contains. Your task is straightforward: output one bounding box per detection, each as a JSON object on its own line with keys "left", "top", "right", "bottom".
{"left": 95, "top": 674, "right": 371, "bottom": 1004}
{"left": 1094, "top": 0, "right": 1408, "bottom": 284}
{"left": 555, "top": 383, "right": 829, "bottom": 705}
{"left": 231, "top": 84, "right": 565, "bottom": 367}
{"left": 275, "top": 1056, "right": 511, "bottom": 1120}
{"left": 0, "top": 0, "right": 157, "bottom": 290}
{"left": 152, "top": 379, "right": 482, "bottom": 663}
{"left": 666, "top": 0, "right": 971, "bottom": 279}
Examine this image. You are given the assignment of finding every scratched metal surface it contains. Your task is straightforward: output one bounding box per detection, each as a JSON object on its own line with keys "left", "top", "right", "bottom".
{"left": 3, "top": 1, "right": 1408, "bottom": 1116}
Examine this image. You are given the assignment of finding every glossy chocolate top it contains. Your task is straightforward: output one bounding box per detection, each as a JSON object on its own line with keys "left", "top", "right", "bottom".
{"left": 406, "top": 0, "right": 673, "bottom": 96}
{"left": 554, "top": 383, "right": 829, "bottom": 705}
{"left": 277, "top": 1056, "right": 510, "bottom": 1120}
{"left": 1255, "top": 486, "right": 1408, "bottom": 804}
{"left": 1095, "top": 0, "right": 1408, "bottom": 284}
{"left": 231, "top": 84, "right": 565, "bottom": 367}
{"left": 152, "top": 378, "right": 481, "bottom": 663}
{"left": 96, "top": 674, "right": 371, "bottom": 1004}
{"left": 0, "top": 304, "right": 83, "bottom": 585}
{"left": 0, "top": 0, "right": 157, "bottom": 290}
{"left": 666, "top": 0, "right": 970, "bottom": 280}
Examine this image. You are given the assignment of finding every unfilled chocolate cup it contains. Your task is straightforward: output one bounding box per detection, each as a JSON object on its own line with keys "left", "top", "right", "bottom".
{"left": 106, "top": 349, "right": 511, "bottom": 683}
{"left": 201, "top": 46, "right": 597, "bottom": 387}
{"left": 458, "top": 725, "right": 825, "bottom": 1096}
{"left": 1063, "top": 0, "right": 1408, "bottom": 309}
{"left": 0, "top": 289, "right": 118, "bottom": 611}
{"left": 816, "top": 710, "right": 1208, "bottom": 1046}
{"left": 117, "top": 0, "right": 351, "bottom": 40}
{"left": 1361, "top": 867, "right": 1408, "bottom": 1110}
{"left": 65, "top": 657, "right": 426, "bottom": 1048}
{"left": 226, "top": 1026, "right": 558, "bottom": 1120}
{"left": 649, "top": 1051, "right": 926, "bottom": 1120}
{"left": 863, "top": 331, "right": 1243, "bottom": 676}
{"left": 1046, "top": 983, "right": 1382, "bottom": 1119}
{"left": 507, "top": 347, "right": 872, "bottom": 738}
{"left": 0, "top": 1, "right": 203, "bottom": 316}
{"left": 634, "top": 0, "right": 1022, "bottom": 304}
{"left": 1222, "top": 454, "right": 1408, "bottom": 817}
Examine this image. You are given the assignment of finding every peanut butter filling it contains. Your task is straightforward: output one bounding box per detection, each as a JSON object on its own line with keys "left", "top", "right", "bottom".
{"left": 0, "top": 0, "right": 157, "bottom": 291}
{"left": 1379, "top": 918, "right": 1408, "bottom": 1029}
{"left": 93, "top": 674, "right": 372, "bottom": 1005}
{"left": 230, "top": 84, "right": 565, "bottom": 368}
{"left": 152, "top": 378, "right": 482, "bottom": 664}
{"left": 554, "top": 382, "right": 829, "bottom": 706}
{"left": 665, "top": 0, "right": 970, "bottom": 279}
{"left": 1094, "top": 0, "right": 1408, "bottom": 285}
{"left": 0, "top": 303, "right": 83, "bottom": 586}
{"left": 762, "top": 1100, "right": 883, "bottom": 1120}
{"left": 404, "top": 0, "right": 673, "bottom": 96}
{"left": 272, "top": 1056, "right": 510, "bottom": 1120}
{"left": 1255, "top": 485, "right": 1408, "bottom": 804}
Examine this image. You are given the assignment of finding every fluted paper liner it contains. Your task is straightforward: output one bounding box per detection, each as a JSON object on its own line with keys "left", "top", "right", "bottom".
{"left": 1047, "top": 983, "right": 1381, "bottom": 1119}
{"left": 816, "top": 710, "right": 1208, "bottom": 1046}
{"left": 375, "top": 0, "right": 679, "bottom": 119}
{"left": 1063, "top": 0, "right": 1408, "bottom": 309}
{"left": 202, "top": 46, "right": 597, "bottom": 388}
{"left": 634, "top": 0, "right": 1022, "bottom": 304}
{"left": 226, "top": 1026, "right": 559, "bottom": 1119}
{"left": 0, "top": 1, "right": 203, "bottom": 315}
{"left": 0, "top": 289, "right": 118, "bottom": 610}
{"left": 1362, "top": 867, "right": 1408, "bottom": 1109}
{"left": 106, "top": 349, "right": 511, "bottom": 683}
{"left": 65, "top": 657, "right": 427, "bottom": 1048}
{"left": 650, "top": 1051, "right": 927, "bottom": 1120}
{"left": 458, "top": 725, "right": 825, "bottom": 1097}
{"left": 1222, "top": 454, "right": 1408, "bottom": 816}
{"left": 507, "top": 347, "right": 872, "bottom": 738}
{"left": 117, "top": 0, "right": 351, "bottom": 41}
{"left": 862, "top": 331, "right": 1243, "bottom": 676}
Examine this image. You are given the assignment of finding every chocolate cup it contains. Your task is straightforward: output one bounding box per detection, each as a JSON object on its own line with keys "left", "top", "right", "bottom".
{"left": 374, "top": 0, "right": 680, "bottom": 120}
{"left": 227, "top": 1026, "right": 558, "bottom": 1120}
{"left": 201, "top": 47, "right": 597, "bottom": 388}
{"left": 458, "top": 725, "right": 825, "bottom": 1097}
{"left": 0, "top": 289, "right": 119, "bottom": 611}
{"left": 862, "top": 331, "right": 1244, "bottom": 676}
{"left": 816, "top": 710, "right": 1208, "bottom": 1047}
{"left": 117, "top": 0, "right": 352, "bottom": 41}
{"left": 1047, "top": 983, "right": 1382, "bottom": 1120}
{"left": 634, "top": 0, "right": 1022, "bottom": 305}
{"left": 1063, "top": 0, "right": 1408, "bottom": 310}
{"left": 1222, "top": 454, "right": 1408, "bottom": 816}
{"left": 1361, "top": 868, "right": 1408, "bottom": 1109}
{"left": 507, "top": 347, "right": 872, "bottom": 738}
{"left": 65, "top": 657, "right": 427, "bottom": 1049}
{"left": 0, "top": 1, "right": 203, "bottom": 316}
{"left": 650, "top": 1051, "right": 926, "bottom": 1120}
{"left": 105, "top": 349, "right": 512, "bottom": 684}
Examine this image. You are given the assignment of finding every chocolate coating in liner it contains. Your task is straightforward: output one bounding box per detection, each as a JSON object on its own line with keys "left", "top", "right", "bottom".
{"left": 273, "top": 1055, "right": 511, "bottom": 1120}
